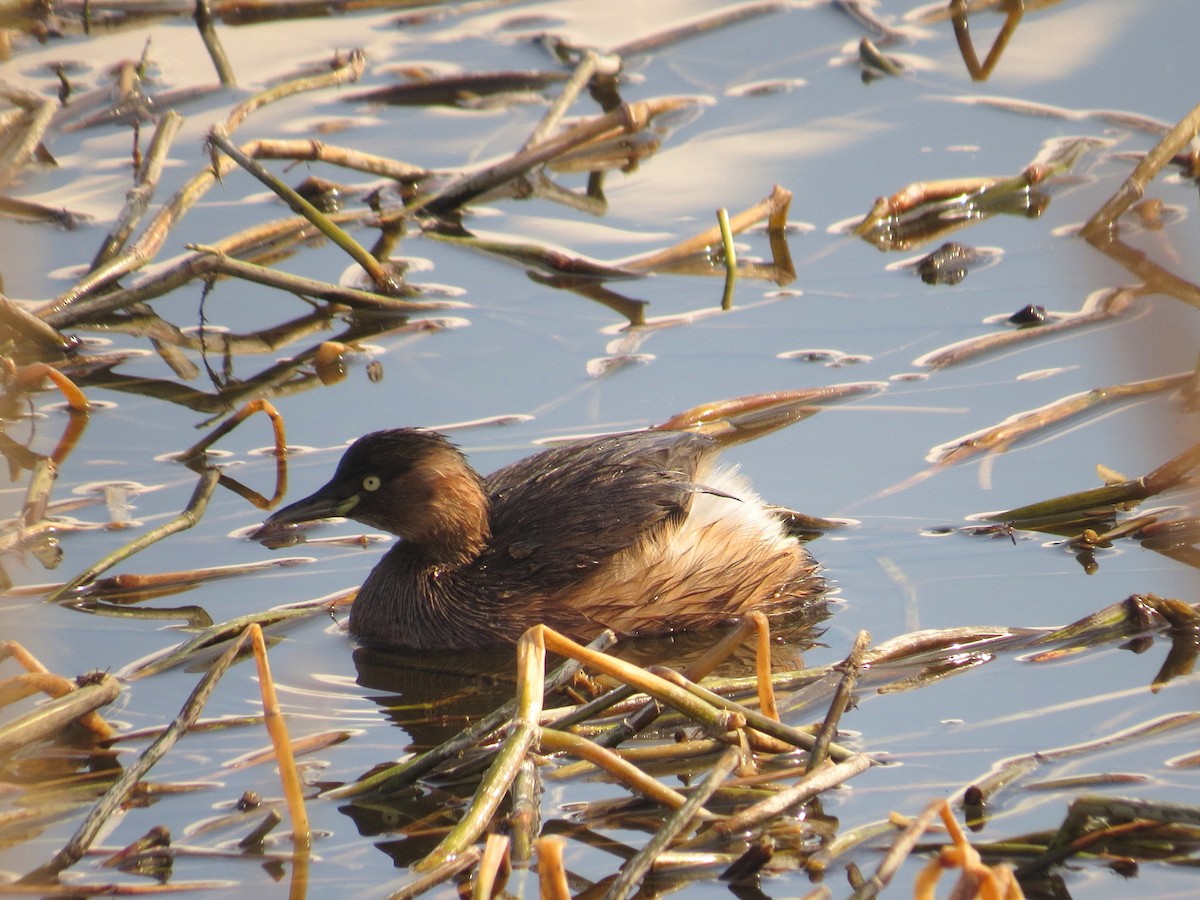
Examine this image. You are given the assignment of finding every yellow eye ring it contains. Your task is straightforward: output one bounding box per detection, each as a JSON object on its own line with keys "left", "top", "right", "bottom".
{"left": 363, "top": 475, "right": 381, "bottom": 492}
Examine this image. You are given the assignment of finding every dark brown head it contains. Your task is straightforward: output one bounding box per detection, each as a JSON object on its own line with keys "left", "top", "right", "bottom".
{"left": 264, "top": 429, "right": 491, "bottom": 566}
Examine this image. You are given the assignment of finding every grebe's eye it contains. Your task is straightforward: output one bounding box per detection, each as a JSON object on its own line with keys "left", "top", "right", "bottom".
{"left": 362, "top": 474, "right": 382, "bottom": 492}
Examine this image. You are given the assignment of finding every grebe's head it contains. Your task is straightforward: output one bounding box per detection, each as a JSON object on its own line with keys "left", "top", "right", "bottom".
{"left": 264, "top": 429, "right": 489, "bottom": 562}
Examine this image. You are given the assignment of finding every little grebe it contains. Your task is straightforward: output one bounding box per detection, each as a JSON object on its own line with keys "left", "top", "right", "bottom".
{"left": 263, "top": 428, "right": 821, "bottom": 650}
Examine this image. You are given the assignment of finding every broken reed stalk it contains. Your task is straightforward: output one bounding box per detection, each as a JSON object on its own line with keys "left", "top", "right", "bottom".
{"left": 550, "top": 613, "right": 790, "bottom": 752}
{"left": 187, "top": 245, "right": 433, "bottom": 306}
{"left": 717, "top": 206, "right": 737, "bottom": 310}
{"left": 535, "top": 836, "right": 570, "bottom": 900}
{"left": 610, "top": 1, "right": 787, "bottom": 57}
{"left": 121, "top": 594, "right": 352, "bottom": 680}
{"left": 43, "top": 466, "right": 221, "bottom": 603}
{"left": 849, "top": 798, "right": 946, "bottom": 900}
{"left": 79, "top": 558, "right": 308, "bottom": 599}
{"left": 538, "top": 727, "right": 703, "bottom": 813}
{"left": 36, "top": 50, "right": 366, "bottom": 326}
{"left": 0, "top": 83, "right": 56, "bottom": 192}
{"left": 685, "top": 753, "right": 874, "bottom": 849}
{"left": 747, "top": 611, "right": 780, "bottom": 720}
{"left": 245, "top": 137, "right": 428, "bottom": 180}
{"left": 932, "top": 370, "right": 1193, "bottom": 467}
{"left": 524, "top": 51, "right": 602, "bottom": 149}
{"left": 17, "top": 622, "right": 305, "bottom": 883}
{"left": 207, "top": 126, "right": 397, "bottom": 293}
{"left": 414, "top": 626, "right": 548, "bottom": 871}
{"left": 472, "top": 833, "right": 510, "bottom": 900}
{"left": 385, "top": 848, "right": 482, "bottom": 900}
{"left": 509, "top": 757, "right": 540, "bottom": 864}
{"left": 602, "top": 747, "right": 743, "bottom": 900}
{"left": 320, "top": 630, "right": 618, "bottom": 799}
{"left": 1081, "top": 99, "right": 1200, "bottom": 243}
{"left": 178, "top": 397, "right": 286, "bottom": 467}
{"left": 47, "top": 395, "right": 281, "bottom": 537}
{"left": 18, "top": 363, "right": 90, "bottom": 412}
{"left": 655, "top": 668, "right": 851, "bottom": 758}
{"left": 807, "top": 629, "right": 870, "bottom": 772}
{"left": 914, "top": 284, "right": 1141, "bottom": 370}
{"left": 0, "top": 673, "right": 120, "bottom": 755}
{"left": 57, "top": 225, "right": 436, "bottom": 322}
{"left": 246, "top": 623, "right": 311, "bottom": 848}
{"left": 543, "top": 631, "right": 747, "bottom": 733}
{"left": 238, "top": 809, "right": 283, "bottom": 848}
{"left": 15, "top": 453, "right": 58, "bottom": 532}
{"left": 627, "top": 185, "right": 792, "bottom": 272}
{"left": 194, "top": 0, "right": 236, "bottom": 87}
{"left": 89, "top": 110, "right": 184, "bottom": 271}
{"left": 411, "top": 97, "right": 698, "bottom": 217}
{"left": 0, "top": 295, "right": 71, "bottom": 358}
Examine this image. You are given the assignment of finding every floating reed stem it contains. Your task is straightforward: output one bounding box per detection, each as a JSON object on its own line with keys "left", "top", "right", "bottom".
{"left": 44, "top": 467, "right": 221, "bottom": 603}
{"left": 601, "top": 747, "right": 742, "bottom": 900}
{"left": 807, "top": 630, "right": 870, "bottom": 772}
{"left": 414, "top": 626, "right": 548, "bottom": 871}
{"left": 849, "top": 799, "right": 945, "bottom": 899}
{"left": 246, "top": 623, "right": 310, "bottom": 848}
{"left": 19, "top": 625, "right": 250, "bottom": 883}
{"left": 37, "top": 50, "right": 366, "bottom": 325}
{"left": 194, "top": 0, "right": 236, "bottom": 87}
{"left": 0, "top": 672, "right": 120, "bottom": 755}
{"left": 385, "top": 847, "right": 481, "bottom": 900}
{"left": 89, "top": 110, "right": 184, "bottom": 270}
{"left": 539, "top": 728, "right": 703, "bottom": 814}
{"left": 535, "top": 836, "right": 570, "bottom": 900}
{"left": 207, "top": 126, "right": 397, "bottom": 292}
{"left": 321, "top": 631, "right": 616, "bottom": 799}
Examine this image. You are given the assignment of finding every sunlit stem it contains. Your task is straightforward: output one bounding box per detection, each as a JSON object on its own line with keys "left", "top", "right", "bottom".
{"left": 44, "top": 467, "right": 221, "bottom": 603}
{"left": 414, "top": 626, "right": 547, "bottom": 870}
